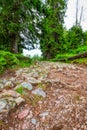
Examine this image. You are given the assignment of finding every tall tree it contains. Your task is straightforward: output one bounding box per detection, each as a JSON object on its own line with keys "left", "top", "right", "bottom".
{"left": 0, "top": 0, "right": 44, "bottom": 53}
{"left": 65, "top": 25, "right": 84, "bottom": 50}
{"left": 40, "top": 0, "right": 67, "bottom": 59}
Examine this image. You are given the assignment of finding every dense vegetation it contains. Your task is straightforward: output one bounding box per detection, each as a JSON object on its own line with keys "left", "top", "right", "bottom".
{"left": 0, "top": 0, "right": 44, "bottom": 53}
{"left": 0, "top": 0, "right": 87, "bottom": 73}
{"left": 40, "top": 0, "right": 67, "bottom": 59}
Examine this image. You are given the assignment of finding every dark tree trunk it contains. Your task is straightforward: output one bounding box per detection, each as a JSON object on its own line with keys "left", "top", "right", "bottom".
{"left": 10, "top": 34, "right": 18, "bottom": 53}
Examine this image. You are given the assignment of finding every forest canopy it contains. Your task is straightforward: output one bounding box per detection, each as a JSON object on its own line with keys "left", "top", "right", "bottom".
{"left": 0, "top": 0, "right": 87, "bottom": 59}
{"left": 0, "top": 0, "right": 44, "bottom": 53}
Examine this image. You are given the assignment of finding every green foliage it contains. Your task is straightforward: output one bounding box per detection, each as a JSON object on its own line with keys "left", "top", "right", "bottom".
{"left": 15, "top": 54, "right": 32, "bottom": 62}
{"left": 14, "top": 54, "right": 32, "bottom": 68}
{"left": 64, "top": 25, "right": 84, "bottom": 51}
{"left": 17, "top": 60, "right": 31, "bottom": 68}
{"left": 0, "top": 57, "right": 6, "bottom": 72}
{"left": 76, "top": 45, "right": 87, "bottom": 53}
{"left": 69, "top": 44, "right": 87, "bottom": 54}
{"left": 54, "top": 25, "right": 87, "bottom": 59}
{"left": 30, "top": 55, "right": 43, "bottom": 63}
{"left": 54, "top": 44, "right": 87, "bottom": 61}
{"left": 0, "top": 0, "right": 44, "bottom": 53}
{"left": 83, "top": 30, "right": 87, "bottom": 45}
{"left": 37, "top": 83, "right": 47, "bottom": 91}
{"left": 71, "top": 58, "right": 87, "bottom": 65}
{"left": 53, "top": 43, "right": 87, "bottom": 65}
{"left": 15, "top": 54, "right": 43, "bottom": 68}
{"left": 0, "top": 0, "right": 87, "bottom": 61}
{"left": 40, "top": 0, "right": 67, "bottom": 59}
{"left": 0, "top": 51, "right": 19, "bottom": 66}
{"left": 0, "top": 51, "right": 19, "bottom": 73}
{"left": 0, "top": 50, "right": 43, "bottom": 74}
{"left": 55, "top": 53, "right": 75, "bottom": 60}
{"left": 15, "top": 86, "right": 25, "bottom": 95}
{"left": 31, "top": 95, "right": 43, "bottom": 106}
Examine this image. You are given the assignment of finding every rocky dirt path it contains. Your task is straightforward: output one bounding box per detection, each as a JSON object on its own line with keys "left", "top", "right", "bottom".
{"left": 0, "top": 61, "right": 87, "bottom": 130}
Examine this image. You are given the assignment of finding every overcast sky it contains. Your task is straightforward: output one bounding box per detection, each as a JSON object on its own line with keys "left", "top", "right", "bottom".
{"left": 64, "top": 0, "right": 87, "bottom": 31}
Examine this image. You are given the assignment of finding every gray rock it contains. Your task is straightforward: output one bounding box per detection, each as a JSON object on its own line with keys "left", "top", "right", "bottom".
{"left": 0, "top": 97, "right": 23, "bottom": 113}
{"left": 0, "top": 83, "right": 4, "bottom": 89}
{"left": 32, "top": 72, "right": 39, "bottom": 78}
{"left": 0, "top": 90, "right": 20, "bottom": 98}
{"left": 21, "top": 82, "right": 33, "bottom": 90}
{"left": 0, "top": 91, "right": 25, "bottom": 113}
{"left": 15, "top": 82, "right": 33, "bottom": 91}
{"left": 0, "top": 99, "right": 7, "bottom": 113}
{"left": 16, "top": 69, "right": 23, "bottom": 76}
{"left": 32, "top": 88, "right": 46, "bottom": 97}
{"left": 15, "top": 97, "right": 25, "bottom": 105}
{"left": 27, "top": 77, "right": 41, "bottom": 85}
{"left": 15, "top": 80, "right": 23, "bottom": 85}
{"left": 39, "top": 111, "right": 49, "bottom": 117}
{"left": 31, "top": 118, "right": 37, "bottom": 125}
{"left": 8, "top": 100, "right": 16, "bottom": 110}
{"left": 10, "top": 77, "right": 16, "bottom": 82}
{"left": 2, "top": 79, "right": 7, "bottom": 84}
{"left": 4, "top": 81, "right": 13, "bottom": 87}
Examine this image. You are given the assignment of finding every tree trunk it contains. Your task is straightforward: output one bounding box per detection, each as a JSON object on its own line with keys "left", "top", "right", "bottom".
{"left": 79, "top": 6, "right": 83, "bottom": 25}
{"left": 76, "top": 0, "right": 79, "bottom": 26}
{"left": 10, "top": 34, "right": 18, "bottom": 53}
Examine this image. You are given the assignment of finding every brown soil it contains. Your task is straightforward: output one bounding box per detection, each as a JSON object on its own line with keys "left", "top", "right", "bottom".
{"left": 0, "top": 62, "right": 87, "bottom": 130}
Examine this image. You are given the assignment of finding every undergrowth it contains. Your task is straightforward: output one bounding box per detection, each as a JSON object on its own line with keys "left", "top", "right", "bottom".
{"left": 71, "top": 58, "right": 87, "bottom": 65}
{"left": 0, "top": 51, "right": 19, "bottom": 73}
{"left": 52, "top": 45, "right": 87, "bottom": 64}
{"left": 0, "top": 50, "right": 43, "bottom": 74}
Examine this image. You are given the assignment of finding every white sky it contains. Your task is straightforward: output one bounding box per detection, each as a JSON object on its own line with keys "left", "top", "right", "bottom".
{"left": 64, "top": 0, "right": 87, "bottom": 31}
{"left": 23, "top": 48, "right": 42, "bottom": 57}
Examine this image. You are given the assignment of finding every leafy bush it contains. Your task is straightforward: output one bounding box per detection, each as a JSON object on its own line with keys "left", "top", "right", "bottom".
{"left": 65, "top": 25, "right": 84, "bottom": 50}
{"left": 74, "top": 45, "right": 87, "bottom": 54}
{"left": 0, "top": 51, "right": 19, "bottom": 73}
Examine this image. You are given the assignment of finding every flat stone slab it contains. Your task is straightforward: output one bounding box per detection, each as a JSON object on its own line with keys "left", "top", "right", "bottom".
{"left": 32, "top": 88, "right": 46, "bottom": 97}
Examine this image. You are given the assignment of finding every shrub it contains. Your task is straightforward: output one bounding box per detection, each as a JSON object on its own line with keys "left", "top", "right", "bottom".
{"left": 0, "top": 51, "right": 19, "bottom": 73}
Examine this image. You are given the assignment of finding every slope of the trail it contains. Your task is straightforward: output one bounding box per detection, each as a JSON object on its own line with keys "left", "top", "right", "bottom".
{"left": 0, "top": 62, "right": 87, "bottom": 130}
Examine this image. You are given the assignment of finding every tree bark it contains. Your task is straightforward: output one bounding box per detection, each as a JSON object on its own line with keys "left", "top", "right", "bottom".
{"left": 79, "top": 6, "right": 83, "bottom": 25}
{"left": 76, "top": 0, "right": 79, "bottom": 26}
{"left": 10, "top": 34, "right": 18, "bottom": 53}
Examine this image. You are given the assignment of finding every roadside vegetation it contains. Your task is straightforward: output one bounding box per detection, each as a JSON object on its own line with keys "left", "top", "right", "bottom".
{"left": 0, "top": 50, "right": 43, "bottom": 74}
